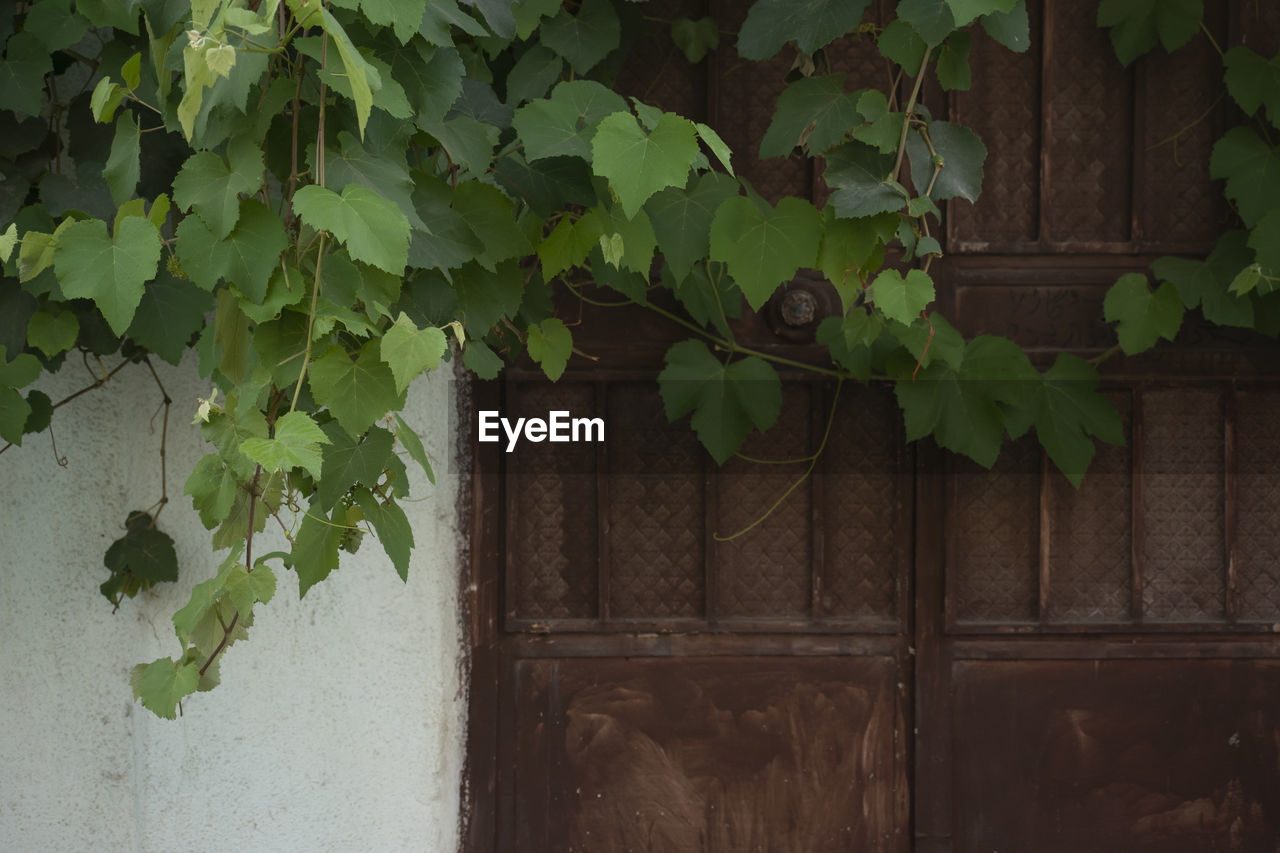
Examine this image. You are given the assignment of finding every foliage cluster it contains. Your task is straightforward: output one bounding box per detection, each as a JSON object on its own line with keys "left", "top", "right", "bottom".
{"left": 0, "top": 0, "right": 1275, "bottom": 717}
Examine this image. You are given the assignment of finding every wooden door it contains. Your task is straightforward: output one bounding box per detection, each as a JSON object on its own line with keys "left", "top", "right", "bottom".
{"left": 463, "top": 1, "right": 1280, "bottom": 850}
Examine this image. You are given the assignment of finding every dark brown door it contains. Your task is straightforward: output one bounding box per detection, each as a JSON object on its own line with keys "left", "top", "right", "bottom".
{"left": 463, "top": 2, "right": 1280, "bottom": 850}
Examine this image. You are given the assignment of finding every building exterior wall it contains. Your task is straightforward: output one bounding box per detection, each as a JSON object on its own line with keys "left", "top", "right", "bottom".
{"left": 0, "top": 356, "right": 466, "bottom": 852}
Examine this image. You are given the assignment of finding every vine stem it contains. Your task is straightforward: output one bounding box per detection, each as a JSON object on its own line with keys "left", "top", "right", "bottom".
{"left": 890, "top": 46, "right": 934, "bottom": 185}
{"left": 714, "top": 379, "right": 843, "bottom": 541}
{"left": 0, "top": 356, "right": 132, "bottom": 457}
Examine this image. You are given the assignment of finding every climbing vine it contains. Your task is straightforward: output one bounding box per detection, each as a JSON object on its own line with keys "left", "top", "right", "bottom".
{"left": 0, "top": 0, "right": 1273, "bottom": 717}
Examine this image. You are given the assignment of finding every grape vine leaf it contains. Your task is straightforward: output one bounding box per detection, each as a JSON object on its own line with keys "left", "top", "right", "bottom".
{"left": 1102, "top": 273, "right": 1184, "bottom": 354}
{"left": 172, "top": 142, "right": 264, "bottom": 239}
{"left": 409, "top": 174, "right": 485, "bottom": 273}
{"left": 816, "top": 207, "right": 897, "bottom": 310}
{"left": 240, "top": 410, "right": 330, "bottom": 479}
{"left": 103, "top": 112, "right": 140, "bottom": 206}
{"left": 505, "top": 45, "right": 563, "bottom": 106}
{"left": 513, "top": 80, "right": 628, "bottom": 162}
{"left": 176, "top": 200, "right": 288, "bottom": 302}
{"left": 824, "top": 141, "right": 905, "bottom": 218}
{"left": 353, "top": 488, "right": 414, "bottom": 581}
{"left": 981, "top": 0, "right": 1030, "bottom": 52}
{"left": 870, "top": 268, "right": 935, "bottom": 325}
{"left": 453, "top": 260, "right": 524, "bottom": 335}
{"left": 0, "top": 33, "right": 54, "bottom": 118}
{"left": 309, "top": 342, "right": 403, "bottom": 438}
{"left": 645, "top": 172, "right": 741, "bottom": 284}
{"left": 1096, "top": 0, "right": 1202, "bottom": 66}
{"left": 26, "top": 308, "right": 79, "bottom": 357}
{"left": 223, "top": 562, "right": 277, "bottom": 618}
{"left": 945, "top": 0, "right": 1016, "bottom": 26}
{"left": 539, "top": 0, "right": 621, "bottom": 73}
{"left": 1223, "top": 47, "right": 1280, "bottom": 125}
{"left": 130, "top": 657, "right": 200, "bottom": 720}
{"left": 126, "top": 270, "right": 213, "bottom": 364}
{"left": 670, "top": 16, "right": 719, "bottom": 63}
{"left": 895, "top": 362, "right": 1005, "bottom": 468}
{"left": 381, "top": 312, "right": 447, "bottom": 392}
{"left": 538, "top": 212, "right": 605, "bottom": 279}
{"left": 759, "top": 75, "right": 862, "bottom": 158}
{"left": 53, "top": 216, "right": 161, "bottom": 336}
{"left": 1032, "top": 354, "right": 1124, "bottom": 486}
{"left": 461, "top": 339, "right": 503, "bottom": 379}
{"left": 1152, "top": 232, "right": 1256, "bottom": 328}
{"left": 185, "top": 454, "right": 240, "bottom": 529}
{"left": 392, "top": 413, "right": 435, "bottom": 484}
{"left": 317, "top": 424, "right": 395, "bottom": 510}
{"left": 104, "top": 512, "right": 179, "bottom": 585}
{"left": 709, "top": 194, "right": 822, "bottom": 310}
{"left": 292, "top": 503, "right": 345, "bottom": 597}
{"left": 935, "top": 31, "right": 972, "bottom": 91}
{"left": 658, "top": 340, "right": 782, "bottom": 464}
{"left": 292, "top": 184, "right": 410, "bottom": 274}
{"left": 737, "top": 0, "right": 871, "bottom": 60}
{"left": 452, "top": 181, "right": 533, "bottom": 270}
{"left": 906, "top": 121, "right": 987, "bottom": 203}
{"left": 879, "top": 19, "right": 927, "bottom": 74}
{"left": 1210, "top": 127, "right": 1280, "bottom": 229}
{"left": 591, "top": 111, "right": 700, "bottom": 219}
{"left": 897, "top": 0, "right": 957, "bottom": 47}
{"left": 526, "top": 317, "right": 573, "bottom": 381}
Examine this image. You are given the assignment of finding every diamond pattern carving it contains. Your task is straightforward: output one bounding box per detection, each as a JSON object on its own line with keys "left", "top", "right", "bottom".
{"left": 715, "top": 385, "right": 813, "bottom": 619}
{"left": 952, "top": 0, "right": 1041, "bottom": 248}
{"left": 607, "top": 384, "right": 706, "bottom": 620}
{"left": 1234, "top": 389, "right": 1280, "bottom": 622}
{"left": 951, "top": 438, "right": 1039, "bottom": 624}
{"left": 510, "top": 383, "right": 599, "bottom": 620}
{"left": 1042, "top": 0, "right": 1132, "bottom": 243}
{"left": 822, "top": 384, "right": 900, "bottom": 623}
{"left": 1048, "top": 391, "right": 1132, "bottom": 623}
{"left": 1141, "top": 389, "right": 1225, "bottom": 622}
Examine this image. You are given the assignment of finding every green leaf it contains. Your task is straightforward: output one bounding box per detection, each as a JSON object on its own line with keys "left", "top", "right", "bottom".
{"left": 452, "top": 181, "right": 533, "bottom": 270}
{"left": 760, "top": 75, "right": 862, "bottom": 159}
{"left": 816, "top": 207, "right": 897, "bottom": 310}
{"left": 240, "top": 411, "right": 330, "bottom": 479}
{"left": 293, "top": 184, "right": 410, "bottom": 274}
{"left": 980, "top": 0, "right": 1029, "bottom": 51}
{"left": 694, "top": 122, "right": 735, "bottom": 176}
{"left": 895, "top": 363, "right": 1004, "bottom": 467}
{"left": 292, "top": 502, "right": 345, "bottom": 597}
{"left": 538, "top": 212, "right": 604, "bottom": 279}
{"left": 890, "top": 312, "right": 965, "bottom": 372}
{"left": 223, "top": 563, "right": 276, "bottom": 617}
{"left": 353, "top": 488, "right": 414, "bottom": 581}
{"left": 906, "top": 121, "right": 987, "bottom": 203}
{"left": 506, "top": 45, "right": 563, "bottom": 106}
{"left": 0, "top": 388, "right": 31, "bottom": 445}
{"left": 960, "top": 334, "right": 1040, "bottom": 435}
{"left": 671, "top": 16, "right": 719, "bottom": 63}
{"left": 658, "top": 340, "right": 782, "bottom": 464}
{"left": 870, "top": 268, "right": 935, "bottom": 325}
{"left": 591, "top": 111, "right": 700, "bottom": 219}
{"left": 1097, "top": 0, "right": 1202, "bottom": 66}
{"left": 381, "top": 312, "right": 447, "bottom": 392}
{"left": 896, "top": 0, "right": 957, "bottom": 47}
{"left": 824, "top": 140, "right": 904, "bottom": 217}
{"left": 0, "top": 224, "right": 16, "bottom": 264}
{"left": 175, "top": 199, "right": 287, "bottom": 301}
{"left": 392, "top": 413, "right": 434, "bottom": 483}
{"left": 1249, "top": 209, "right": 1280, "bottom": 283}
{"left": 172, "top": 143, "right": 264, "bottom": 239}
{"left": 26, "top": 309, "right": 79, "bottom": 357}
{"left": 1033, "top": 354, "right": 1124, "bottom": 486}
{"left": 526, "top": 317, "right": 573, "bottom": 381}
{"left": 104, "top": 513, "right": 178, "bottom": 585}
{"left": 131, "top": 657, "right": 200, "bottom": 719}
{"left": 514, "top": 0, "right": 564, "bottom": 39}
{"left": 0, "top": 34, "right": 53, "bottom": 118}
{"left": 0, "top": 345, "right": 40, "bottom": 390}
{"left": 737, "top": 0, "right": 871, "bottom": 60}
{"left": 1210, "top": 126, "right": 1280, "bottom": 229}
{"left": 1102, "top": 273, "right": 1184, "bottom": 354}
{"left": 878, "top": 18, "right": 927, "bottom": 74}
{"left": 318, "top": 424, "right": 395, "bottom": 510}
{"left": 22, "top": 389, "right": 52, "bottom": 436}
{"left": 1223, "top": 47, "right": 1280, "bottom": 125}
{"left": 184, "top": 453, "right": 240, "bottom": 529}
{"left": 319, "top": 3, "right": 376, "bottom": 136}
{"left": 645, "top": 172, "right": 740, "bottom": 284}
{"left": 945, "top": 0, "right": 1015, "bottom": 25}
{"left": 1152, "top": 232, "right": 1256, "bottom": 327}
{"left": 709, "top": 194, "right": 822, "bottom": 310}
{"left": 935, "top": 30, "right": 971, "bottom": 91}
{"left": 309, "top": 341, "right": 402, "bottom": 437}
{"left": 539, "top": 0, "right": 621, "bottom": 73}
{"left": 23, "top": 0, "right": 89, "bottom": 52}
{"left": 513, "top": 79, "right": 629, "bottom": 162}
{"left": 53, "top": 217, "right": 161, "bottom": 336}
{"left": 103, "top": 112, "right": 141, "bottom": 206}
{"left": 409, "top": 174, "right": 485, "bottom": 273}
{"left": 453, "top": 260, "right": 524, "bottom": 335}
{"left": 461, "top": 339, "right": 503, "bottom": 379}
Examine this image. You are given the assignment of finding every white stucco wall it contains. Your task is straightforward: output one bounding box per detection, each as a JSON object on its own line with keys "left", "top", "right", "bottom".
{"left": 0, "top": 355, "right": 467, "bottom": 852}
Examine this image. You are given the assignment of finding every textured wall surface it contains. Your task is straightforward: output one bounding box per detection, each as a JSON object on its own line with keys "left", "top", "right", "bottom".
{"left": 0, "top": 356, "right": 466, "bottom": 852}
